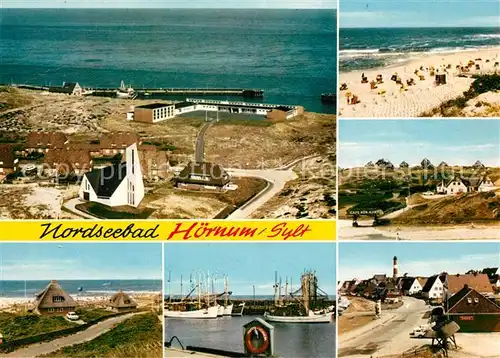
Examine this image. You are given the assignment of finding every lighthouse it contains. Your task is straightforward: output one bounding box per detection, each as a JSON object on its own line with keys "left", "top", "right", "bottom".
{"left": 393, "top": 256, "right": 398, "bottom": 280}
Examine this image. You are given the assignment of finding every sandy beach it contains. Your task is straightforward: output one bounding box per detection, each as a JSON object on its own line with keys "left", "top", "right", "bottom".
{"left": 0, "top": 292, "right": 160, "bottom": 312}
{"left": 339, "top": 47, "right": 500, "bottom": 118}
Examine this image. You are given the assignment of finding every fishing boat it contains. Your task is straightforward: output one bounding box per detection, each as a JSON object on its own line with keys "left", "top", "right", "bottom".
{"left": 165, "top": 272, "right": 219, "bottom": 319}
{"left": 116, "top": 80, "right": 136, "bottom": 99}
{"left": 263, "top": 270, "right": 333, "bottom": 324}
{"left": 221, "top": 275, "right": 233, "bottom": 316}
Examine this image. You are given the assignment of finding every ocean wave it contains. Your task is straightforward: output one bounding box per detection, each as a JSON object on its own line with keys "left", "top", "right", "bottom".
{"left": 470, "top": 34, "right": 500, "bottom": 39}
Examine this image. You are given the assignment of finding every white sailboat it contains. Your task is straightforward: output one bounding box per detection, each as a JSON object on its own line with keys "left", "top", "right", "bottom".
{"left": 165, "top": 305, "right": 219, "bottom": 319}
{"left": 264, "top": 310, "right": 333, "bottom": 323}
{"left": 165, "top": 272, "right": 220, "bottom": 319}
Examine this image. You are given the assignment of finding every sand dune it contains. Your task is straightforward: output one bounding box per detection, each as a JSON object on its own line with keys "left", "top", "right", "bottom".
{"left": 339, "top": 47, "right": 500, "bottom": 118}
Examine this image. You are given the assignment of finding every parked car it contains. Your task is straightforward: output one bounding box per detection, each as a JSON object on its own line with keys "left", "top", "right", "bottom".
{"left": 66, "top": 312, "right": 79, "bottom": 320}
{"left": 409, "top": 323, "right": 432, "bottom": 338}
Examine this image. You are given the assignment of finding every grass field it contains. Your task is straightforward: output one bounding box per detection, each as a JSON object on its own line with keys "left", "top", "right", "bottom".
{"left": 0, "top": 312, "right": 78, "bottom": 341}
{"left": 42, "top": 313, "right": 162, "bottom": 358}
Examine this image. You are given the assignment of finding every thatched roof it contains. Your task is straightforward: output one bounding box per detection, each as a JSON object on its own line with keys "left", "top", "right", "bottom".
{"left": 365, "top": 161, "right": 375, "bottom": 167}
{"left": 108, "top": 291, "right": 137, "bottom": 309}
{"left": 34, "top": 280, "right": 76, "bottom": 310}
{"left": 472, "top": 160, "right": 485, "bottom": 168}
{"left": 438, "top": 161, "right": 448, "bottom": 167}
{"left": 399, "top": 161, "right": 409, "bottom": 168}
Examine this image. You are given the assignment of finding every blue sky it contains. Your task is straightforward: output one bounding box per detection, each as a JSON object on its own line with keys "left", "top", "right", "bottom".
{"left": 339, "top": 242, "right": 500, "bottom": 281}
{"left": 2, "top": 0, "right": 336, "bottom": 9}
{"left": 339, "top": 120, "right": 500, "bottom": 168}
{"left": 165, "top": 243, "right": 336, "bottom": 295}
{"left": 340, "top": 0, "right": 500, "bottom": 28}
{"left": 0, "top": 243, "right": 162, "bottom": 280}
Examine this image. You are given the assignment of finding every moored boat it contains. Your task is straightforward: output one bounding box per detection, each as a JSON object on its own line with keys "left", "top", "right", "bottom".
{"left": 264, "top": 310, "right": 333, "bottom": 323}
{"left": 165, "top": 305, "right": 219, "bottom": 319}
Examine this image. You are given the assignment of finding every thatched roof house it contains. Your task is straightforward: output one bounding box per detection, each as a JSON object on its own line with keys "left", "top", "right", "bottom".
{"left": 176, "top": 161, "right": 230, "bottom": 191}
{"left": 108, "top": 291, "right": 138, "bottom": 312}
{"left": 33, "top": 280, "right": 77, "bottom": 316}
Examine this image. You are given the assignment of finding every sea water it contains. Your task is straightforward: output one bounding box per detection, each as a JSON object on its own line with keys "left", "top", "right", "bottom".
{"left": 0, "top": 9, "right": 337, "bottom": 114}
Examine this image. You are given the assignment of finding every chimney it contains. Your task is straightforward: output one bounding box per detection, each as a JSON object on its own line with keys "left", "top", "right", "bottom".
{"left": 393, "top": 256, "right": 398, "bottom": 280}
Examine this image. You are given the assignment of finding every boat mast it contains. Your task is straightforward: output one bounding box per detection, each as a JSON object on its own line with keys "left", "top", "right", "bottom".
{"left": 278, "top": 276, "right": 282, "bottom": 305}
{"left": 273, "top": 271, "right": 278, "bottom": 306}
{"left": 206, "top": 272, "right": 210, "bottom": 306}
{"left": 225, "top": 275, "right": 229, "bottom": 307}
{"left": 180, "top": 274, "right": 183, "bottom": 299}
{"left": 285, "top": 277, "right": 288, "bottom": 302}
{"left": 168, "top": 270, "right": 171, "bottom": 303}
{"left": 197, "top": 273, "right": 201, "bottom": 308}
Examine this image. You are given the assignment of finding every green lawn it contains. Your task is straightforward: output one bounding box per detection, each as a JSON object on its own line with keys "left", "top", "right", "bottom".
{"left": 0, "top": 312, "right": 78, "bottom": 341}
{"left": 76, "top": 202, "right": 154, "bottom": 219}
{"left": 75, "top": 308, "right": 115, "bottom": 323}
{"left": 42, "top": 313, "right": 162, "bottom": 358}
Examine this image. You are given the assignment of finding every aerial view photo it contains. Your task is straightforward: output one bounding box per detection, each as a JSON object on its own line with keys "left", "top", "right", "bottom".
{"left": 164, "top": 243, "right": 336, "bottom": 358}
{"left": 338, "top": 120, "right": 500, "bottom": 240}
{"left": 0, "top": 242, "right": 163, "bottom": 358}
{"left": 338, "top": 0, "right": 500, "bottom": 118}
{"left": 338, "top": 242, "right": 500, "bottom": 358}
{"left": 0, "top": 1, "right": 337, "bottom": 221}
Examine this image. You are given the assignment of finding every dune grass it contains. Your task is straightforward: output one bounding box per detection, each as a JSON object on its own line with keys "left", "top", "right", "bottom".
{"left": 0, "top": 312, "right": 78, "bottom": 341}
{"left": 42, "top": 312, "right": 162, "bottom": 358}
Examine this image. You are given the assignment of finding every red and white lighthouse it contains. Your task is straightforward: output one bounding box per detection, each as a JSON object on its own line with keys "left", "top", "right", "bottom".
{"left": 393, "top": 256, "right": 398, "bottom": 280}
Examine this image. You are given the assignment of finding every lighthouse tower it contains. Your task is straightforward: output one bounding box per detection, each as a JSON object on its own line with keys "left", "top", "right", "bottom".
{"left": 393, "top": 256, "right": 398, "bottom": 280}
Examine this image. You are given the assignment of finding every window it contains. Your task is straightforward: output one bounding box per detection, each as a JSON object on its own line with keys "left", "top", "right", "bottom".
{"left": 124, "top": 300, "right": 130, "bottom": 304}
{"left": 131, "top": 149, "right": 135, "bottom": 174}
{"left": 53, "top": 295, "right": 65, "bottom": 303}
{"left": 48, "top": 308, "right": 55, "bottom": 312}
{"left": 473, "top": 298, "right": 479, "bottom": 303}
{"left": 467, "top": 298, "right": 472, "bottom": 304}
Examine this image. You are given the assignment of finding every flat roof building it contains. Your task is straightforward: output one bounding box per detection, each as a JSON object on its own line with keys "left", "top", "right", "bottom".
{"left": 134, "top": 103, "right": 175, "bottom": 123}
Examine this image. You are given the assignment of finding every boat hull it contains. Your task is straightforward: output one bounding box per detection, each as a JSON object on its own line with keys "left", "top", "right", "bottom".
{"left": 263, "top": 312, "right": 333, "bottom": 323}
{"left": 223, "top": 304, "right": 233, "bottom": 316}
{"left": 165, "top": 305, "right": 219, "bottom": 319}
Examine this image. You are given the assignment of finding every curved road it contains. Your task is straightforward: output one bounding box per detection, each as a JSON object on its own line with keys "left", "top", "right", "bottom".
{"left": 3, "top": 312, "right": 146, "bottom": 358}
{"left": 339, "top": 297, "right": 428, "bottom": 357}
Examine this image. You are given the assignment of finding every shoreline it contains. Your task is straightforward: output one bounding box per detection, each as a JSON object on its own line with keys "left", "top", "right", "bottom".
{"left": 0, "top": 292, "right": 160, "bottom": 310}
{"left": 338, "top": 46, "right": 500, "bottom": 118}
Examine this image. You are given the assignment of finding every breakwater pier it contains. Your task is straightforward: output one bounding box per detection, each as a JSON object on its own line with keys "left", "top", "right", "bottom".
{"left": 11, "top": 84, "right": 264, "bottom": 98}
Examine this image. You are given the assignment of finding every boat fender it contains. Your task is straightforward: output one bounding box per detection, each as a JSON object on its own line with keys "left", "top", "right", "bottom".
{"left": 244, "top": 325, "right": 269, "bottom": 355}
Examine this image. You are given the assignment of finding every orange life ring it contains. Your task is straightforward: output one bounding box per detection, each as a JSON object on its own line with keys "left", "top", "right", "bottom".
{"left": 245, "top": 325, "right": 269, "bottom": 355}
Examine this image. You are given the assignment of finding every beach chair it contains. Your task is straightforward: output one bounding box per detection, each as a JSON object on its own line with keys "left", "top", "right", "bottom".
{"left": 475, "top": 64, "right": 480, "bottom": 70}
{"left": 361, "top": 76, "right": 368, "bottom": 84}
{"left": 419, "top": 74, "right": 425, "bottom": 81}
{"left": 340, "top": 83, "right": 348, "bottom": 91}
{"left": 376, "top": 74, "right": 383, "bottom": 83}
{"left": 370, "top": 80, "right": 378, "bottom": 90}
{"left": 351, "top": 95, "right": 360, "bottom": 104}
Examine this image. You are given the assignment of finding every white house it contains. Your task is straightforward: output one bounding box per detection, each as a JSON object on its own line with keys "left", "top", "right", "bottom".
{"left": 401, "top": 277, "right": 423, "bottom": 295}
{"left": 478, "top": 176, "right": 495, "bottom": 192}
{"left": 437, "top": 177, "right": 468, "bottom": 195}
{"left": 422, "top": 275, "right": 444, "bottom": 300}
{"left": 437, "top": 175, "right": 496, "bottom": 195}
{"left": 79, "top": 143, "right": 144, "bottom": 208}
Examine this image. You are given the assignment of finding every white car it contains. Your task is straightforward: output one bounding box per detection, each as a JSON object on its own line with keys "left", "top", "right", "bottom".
{"left": 66, "top": 312, "right": 79, "bottom": 320}
{"left": 409, "top": 324, "right": 432, "bottom": 338}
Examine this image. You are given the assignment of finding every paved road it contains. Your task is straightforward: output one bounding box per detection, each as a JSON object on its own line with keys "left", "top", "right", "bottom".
{"left": 339, "top": 297, "right": 429, "bottom": 357}
{"left": 195, "top": 122, "right": 212, "bottom": 163}
{"left": 226, "top": 168, "right": 297, "bottom": 219}
{"left": 225, "top": 155, "right": 321, "bottom": 219}
{"left": 63, "top": 198, "right": 98, "bottom": 220}
{"left": 3, "top": 312, "right": 146, "bottom": 358}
